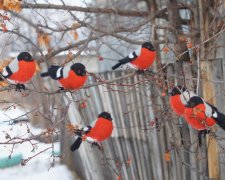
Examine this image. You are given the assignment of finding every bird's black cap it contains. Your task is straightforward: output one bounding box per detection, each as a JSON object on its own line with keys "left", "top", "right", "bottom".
{"left": 71, "top": 63, "right": 86, "bottom": 76}
{"left": 142, "top": 42, "right": 155, "bottom": 51}
{"left": 169, "top": 86, "right": 186, "bottom": 96}
{"left": 17, "top": 52, "right": 33, "bottom": 62}
{"left": 98, "top": 112, "right": 113, "bottom": 121}
{"left": 186, "top": 96, "right": 203, "bottom": 108}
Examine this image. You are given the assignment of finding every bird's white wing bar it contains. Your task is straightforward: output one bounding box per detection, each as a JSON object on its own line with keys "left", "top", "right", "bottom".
{"left": 8, "top": 58, "right": 19, "bottom": 73}
{"left": 2, "top": 58, "right": 19, "bottom": 77}
{"left": 56, "top": 67, "right": 63, "bottom": 79}
{"left": 2, "top": 68, "right": 9, "bottom": 77}
{"left": 62, "top": 65, "right": 71, "bottom": 78}
{"left": 128, "top": 46, "right": 141, "bottom": 59}
{"left": 128, "top": 51, "right": 135, "bottom": 59}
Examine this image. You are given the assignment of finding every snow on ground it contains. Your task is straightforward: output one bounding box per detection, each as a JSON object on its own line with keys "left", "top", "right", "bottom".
{"left": 0, "top": 108, "right": 75, "bottom": 180}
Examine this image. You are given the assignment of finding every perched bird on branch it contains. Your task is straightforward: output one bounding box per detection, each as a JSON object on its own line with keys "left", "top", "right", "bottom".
{"left": 183, "top": 96, "right": 225, "bottom": 145}
{"left": 0, "top": 52, "right": 37, "bottom": 90}
{"left": 184, "top": 96, "right": 225, "bottom": 131}
{"left": 40, "top": 63, "right": 87, "bottom": 90}
{"left": 169, "top": 86, "right": 197, "bottom": 116}
{"left": 70, "top": 112, "right": 113, "bottom": 151}
{"left": 111, "top": 42, "right": 156, "bottom": 71}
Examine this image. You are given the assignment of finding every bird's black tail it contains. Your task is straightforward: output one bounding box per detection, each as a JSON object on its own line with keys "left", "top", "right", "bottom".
{"left": 40, "top": 72, "right": 50, "bottom": 77}
{"left": 112, "top": 62, "right": 124, "bottom": 70}
{"left": 214, "top": 112, "right": 225, "bottom": 131}
{"left": 112, "top": 57, "right": 132, "bottom": 70}
{"left": 70, "top": 137, "right": 83, "bottom": 151}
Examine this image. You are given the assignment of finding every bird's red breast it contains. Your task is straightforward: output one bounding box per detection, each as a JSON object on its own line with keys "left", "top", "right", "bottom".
{"left": 130, "top": 48, "right": 156, "bottom": 70}
{"left": 170, "top": 95, "right": 185, "bottom": 115}
{"left": 58, "top": 70, "right": 87, "bottom": 90}
{"left": 86, "top": 117, "right": 113, "bottom": 141}
{"left": 184, "top": 104, "right": 216, "bottom": 130}
{"left": 9, "top": 60, "right": 36, "bottom": 83}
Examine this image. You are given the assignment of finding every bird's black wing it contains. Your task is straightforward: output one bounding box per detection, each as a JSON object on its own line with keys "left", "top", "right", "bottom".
{"left": 206, "top": 103, "right": 225, "bottom": 131}
{"left": 0, "top": 58, "right": 19, "bottom": 79}
{"left": 40, "top": 65, "right": 62, "bottom": 80}
{"left": 112, "top": 51, "right": 138, "bottom": 70}
{"left": 70, "top": 125, "right": 92, "bottom": 152}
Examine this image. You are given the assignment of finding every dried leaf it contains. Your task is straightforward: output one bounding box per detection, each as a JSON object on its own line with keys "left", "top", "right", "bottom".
{"left": 34, "top": 61, "right": 40, "bottom": 73}
{"left": 73, "top": 31, "right": 79, "bottom": 41}
{"left": 3, "top": 0, "right": 22, "bottom": 13}
{"left": 1, "top": 23, "right": 7, "bottom": 32}
{"left": 0, "top": 81, "right": 8, "bottom": 87}
{"left": 66, "top": 51, "right": 73, "bottom": 62}
{"left": 66, "top": 123, "right": 78, "bottom": 134}
{"left": 0, "top": 0, "right": 4, "bottom": 9}
{"left": 37, "top": 32, "right": 50, "bottom": 48}
{"left": 70, "top": 22, "right": 81, "bottom": 29}
{"left": 0, "top": 58, "right": 11, "bottom": 70}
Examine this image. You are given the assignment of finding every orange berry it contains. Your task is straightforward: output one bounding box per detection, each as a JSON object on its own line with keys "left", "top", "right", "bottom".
{"left": 187, "top": 42, "right": 193, "bottom": 48}
{"left": 162, "top": 46, "right": 169, "bottom": 53}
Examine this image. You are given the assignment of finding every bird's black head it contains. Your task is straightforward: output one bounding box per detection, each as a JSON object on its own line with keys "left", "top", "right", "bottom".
{"left": 71, "top": 63, "right": 86, "bottom": 76}
{"left": 17, "top": 52, "right": 33, "bottom": 62}
{"left": 98, "top": 112, "right": 113, "bottom": 121}
{"left": 169, "top": 86, "right": 186, "bottom": 96}
{"left": 186, "top": 96, "right": 203, "bottom": 108}
{"left": 142, "top": 42, "right": 155, "bottom": 51}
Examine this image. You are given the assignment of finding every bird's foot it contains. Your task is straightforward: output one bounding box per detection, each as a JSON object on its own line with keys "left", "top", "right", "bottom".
{"left": 198, "top": 129, "right": 210, "bottom": 146}
{"left": 91, "top": 142, "right": 103, "bottom": 151}
{"left": 15, "top": 84, "right": 26, "bottom": 91}
{"left": 136, "top": 70, "right": 145, "bottom": 74}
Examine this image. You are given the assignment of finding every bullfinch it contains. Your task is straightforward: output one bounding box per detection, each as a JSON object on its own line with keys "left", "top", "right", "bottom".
{"left": 0, "top": 52, "right": 36, "bottom": 90}
{"left": 184, "top": 96, "right": 225, "bottom": 145}
{"left": 184, "top": 96, "right": 225, "bottom": 131}
{"left": 169, "top": 86, "right": 197, "bottom": 116}
{"left": 40, "top": 63, "right": 87, "bottom": 90}
{"left": 70, "top": 112, "right": 113, "bottom": 151}
{"left": 112, "top": 42, "right": 156, "bottom": 71}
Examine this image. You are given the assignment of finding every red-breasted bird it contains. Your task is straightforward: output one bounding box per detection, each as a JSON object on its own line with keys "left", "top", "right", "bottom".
{"left": 0, "top": 52, "right": 36, "bottom": 90}
{"left": 70, "top": 112, "right": 113, "bottom": 151}
{"left": 40, "top": 63, "right": 87, "bottom": 90}
{"left": 184, "top": 96, "right": 225, "bottom": 145}
{"left": 169, "top": 86, "right": 197, "bottom": 116}
{"left": 184, "top": 96, "right": 225, "bottom": 131}
{"left": 111, "top": 42, "right": 156, "bottom": 71}
{"left": 184, "top": 96, "right": 215, "bottom": 130}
